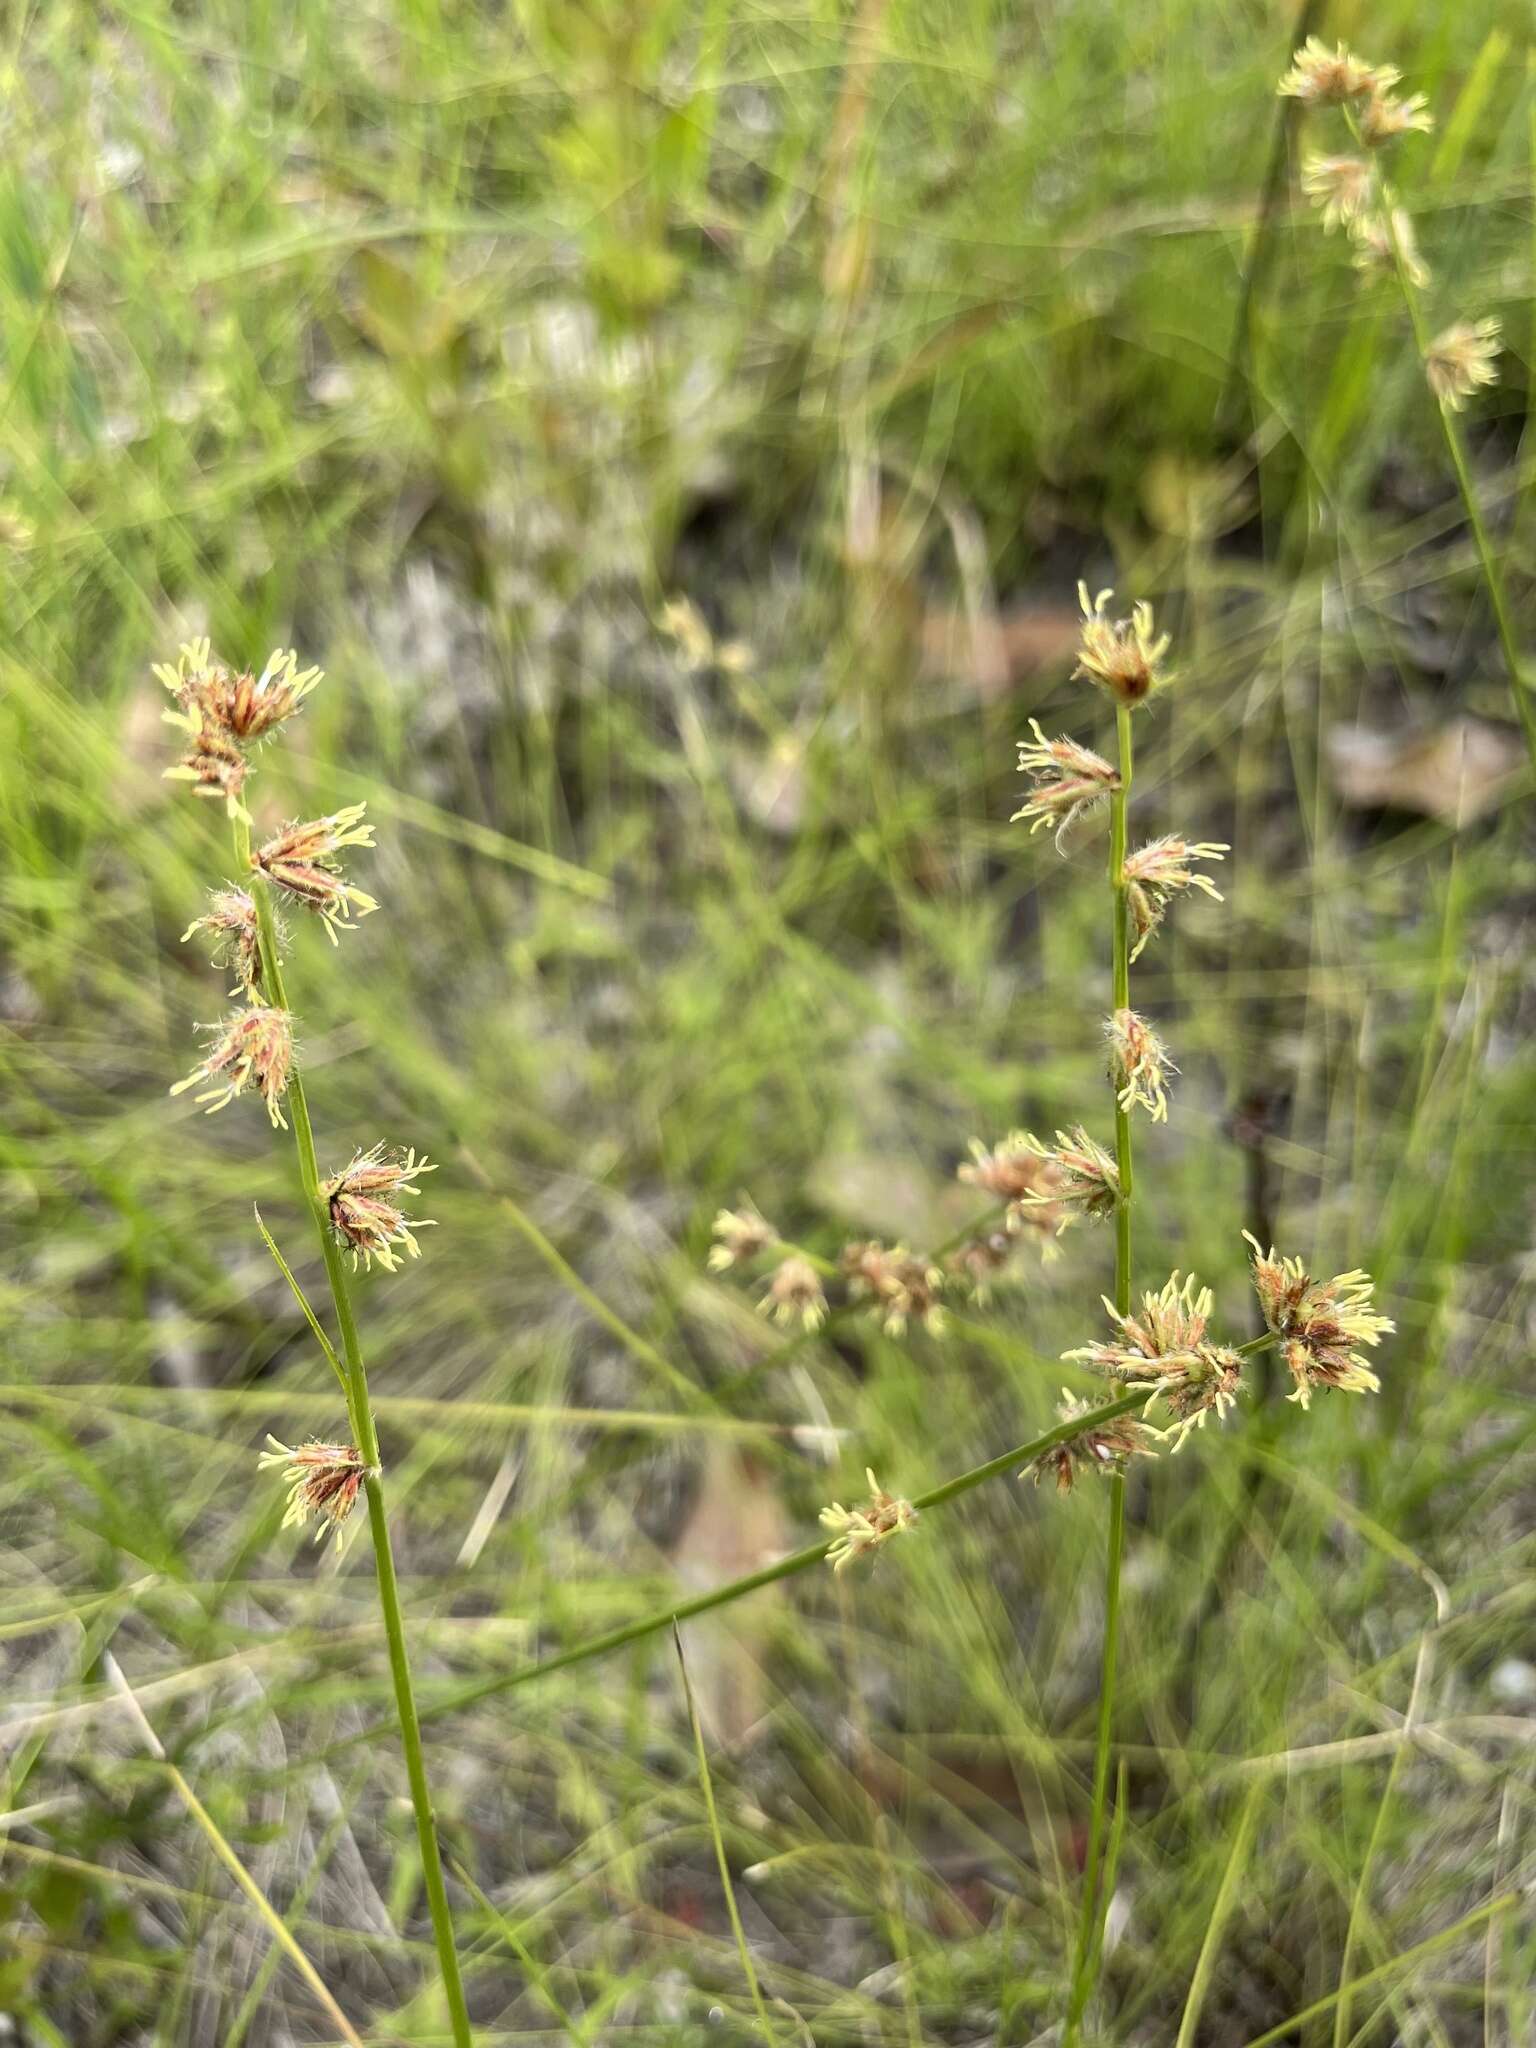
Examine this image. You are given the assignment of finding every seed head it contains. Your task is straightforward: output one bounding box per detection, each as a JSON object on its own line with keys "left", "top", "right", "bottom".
{"left": 819, "top": 1468, "right": 918, "bottom": 1573}
{"left": 840, "top": 1241, "right": 945, "bottom": 1337}
{"left": 156, "top": 642, "right": 323, "bottom": 815}
{"left": 1358, "top": 89, "right": 1433, "bottom": 146}
{"left": 157, "top": 640, "right": 323, "bottom": 745}
{"left": 1014, "top": 1127, "right": 1120, "bottom": 1232}
{"left": 708, "top": 1202, "right": 778, "bottom": 1271}
{"left": 1027, "top": 1389, "right": 1159, "bottom": 1494}
{"left": 945, "top": 1229, "right": 1020, "bottom": 1298}
{"left": 1349, "top": 207, "right": 1430, "bottom": 288}
{"left": 1073, "top": 584, "right": 1173, "bottom": 709}
{"left": 1106, "top": 1008, "right": 1175, "bottom": 1122}
{"left": 1424, "top": 319, "right": 1501, "bottom": 412}
{"left": 181, "top": 886, "right": 269, "bottom": 1000}
{"left": 1244, "top": 1233, "right": 1393, "bottom": 1409}
{"left": 1300, "top": 153, "right": 1374, "bottom": 231}
{"left": 1123, "top": 836, "right": 1228, "bottom": 960}
{"left": 959, "top": 1133, "right": 1066, "bottom": 1243}
{"left": 1277, "top": 39, "right": 1393, "bottom": 107}
{"left": 170, "top": 1006, "right": 295, "bottom": 1126}
{"left": 253, "top": 805, "right": 379, "bottom": 940}
{"left": 321, "top": 1144, "right": 437, "bottom": 1271}
{"left": 1064, "top": 1275, "right": 1243, "bottom": 1447}
{"left": 760, "top": 1254, "right": 828, "bottom": 1331}
{"left": 163, "top": 706, "right": 250, "bottom": 819}
{"left": 1012, "top": 720, "right": 1121, "bottom": 849}
{"left": 258, "top": 1436, "right": 370, "bottom": 1542}
{"left": 960, "top": 1131, "right": 1055, "bottom": 1206}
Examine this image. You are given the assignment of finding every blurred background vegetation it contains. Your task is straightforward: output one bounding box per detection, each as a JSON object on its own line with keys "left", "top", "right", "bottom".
{"left": 3, "top": 0, "right": 1534, "bottom": 2040}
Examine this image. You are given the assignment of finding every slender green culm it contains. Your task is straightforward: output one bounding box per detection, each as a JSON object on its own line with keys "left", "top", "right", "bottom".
{"left": 673, "top": 1622, "right": 778, "bottom": 2045}
{"left": 158, "top": 640, "right": 474, "bottom": 2047}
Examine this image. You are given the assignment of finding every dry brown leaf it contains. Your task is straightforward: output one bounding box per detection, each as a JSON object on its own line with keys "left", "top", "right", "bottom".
{"left": 1327, "top": 716, "right": 1524, "bottom": 826}
{"left": 920, "top": 602, "right": 1082, "bottom": 701}
{"left": 669, "top": 1443, "right": 787, "bottom": 1749}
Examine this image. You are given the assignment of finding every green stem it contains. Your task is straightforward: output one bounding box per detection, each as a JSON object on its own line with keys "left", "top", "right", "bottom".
{"left": 233, "top": 818, "right": 474, "bottom": 2048}
{"left": 1066, "top": 702, "right": 1135, "bottom": 2041}
{"left": 1355, "top": 121, "right": 1536, "bottom": 778}
{"left": 418, "top": 1391, "right": 1154, "bottom": 1724}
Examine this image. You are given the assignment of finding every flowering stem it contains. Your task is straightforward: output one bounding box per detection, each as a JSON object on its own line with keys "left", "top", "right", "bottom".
{"left": 1350, "top": 114, "right": 1536, "bottom": 777}
{"left": 1066, "top": 701, "right": 1135, "bottom": 2040}
{"left": 419, "top": 1391, "right": 1155, "bottom": 1723}
{"left": 231, "top": 816, "right": 474, "bottom": 2048}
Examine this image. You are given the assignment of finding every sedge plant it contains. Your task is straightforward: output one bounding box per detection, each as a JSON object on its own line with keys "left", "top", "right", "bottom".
{"left": 706, "top": 582, "right": 1395, "bottom": 2037}
{"left": 156, "top": 640, "right": 474, "bottom": 2046}
{"left": 1279, "top": 35, "right": 1535, "bottom": 774}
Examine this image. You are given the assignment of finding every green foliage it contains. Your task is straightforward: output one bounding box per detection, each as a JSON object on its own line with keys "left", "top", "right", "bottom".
{"left": 3, "top": 1, "right": 1535, "bottom": 2042}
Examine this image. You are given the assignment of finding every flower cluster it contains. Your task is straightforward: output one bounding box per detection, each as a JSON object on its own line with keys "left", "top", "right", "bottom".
{"left": 708, "top": 1203, "right": 778, "bottom": 1271}
{"left": 1278, "top": 36, "right": 1507, "bottom": 399}
{"left": 840, "top": 1240, "right": 945, "bottom": 1337}
{"left": 1028, "top": 1390, "right": 1159, "bottom": 1494}
{"left": 945, "top": 1227, "right": 1020, "bottom": 1296}
{"left": 1424, "top": 319, "right": 1502, "bottom": 413}
{"left": 253, "top": 805, "right": 379, "bottom": 941}
{"left": 1245, "top": 1235, "right": 1394, "bottom": 1408}
{"left": 1072, "top": 584, "right": 1173, "bottom": 709}
{"left": 257, "top": 1437, "right": 371, "bottom": 1542}
{"left": 1014, "top": 1127, "right": 1120, "bottom": 1232}
{"left": 322, "top": 1145, "right": 437, "bottom": 1271}
{"left": 1106, "top": 1007, "right": 1175, "bottom": 1123}
{"left": 170, "top": 1007, "right": 295, "bottom": 1127}
{"left": 1123, "top": 836, "right": 1227, "bottom": 960}
{"left": 182, "top": 887, "right": 267, "bottom": 1001}
{"left": 760, "top": 1254, "right": 828, "bottom": 1331}
{"left": 958, "top": 1132, "right": 1062, "bottom": 1222}
{"left": 1065, "top": 1274, "right": 1244, "bottom": 1448}
{"left": 820, "top": 1469, "right": 918, "bottom": 1573}
{"left": 158, "top": 637, "right": 443, "bottom": 1558}
{"left": 1012, "top": 720, "right": 1121, "bottom": 848}
{"left": 157, "top": 640, "right": 323, "bottom": 817}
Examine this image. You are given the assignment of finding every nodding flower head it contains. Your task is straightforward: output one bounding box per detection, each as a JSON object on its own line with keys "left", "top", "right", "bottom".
{"left": 1012, "top": 720, "right": 1121, "bottom": 849}
{"left": 840, "top": 1241, "right": 945, "bottom": 1337}
{"left": 1300, "top": 153, "right": 1374, "bottom": 231}
{"left": 1244, "top": 1234, "right": 1392, "bottom": 1408}
{"left": 1358, "top": 89, "right": 1433, "bottom": 146}
{"left": 170, "top": 1007, "right": 294, "bottom": 1127}
{"left": 1073, "top": 584, "right": 1173, "bottom": 709}
{"left": 321, "top": 1144, "right": 437, "bottom": 1271}
{"left": 1349, "top": 207, "right": 1430, "bottom": 289}
{"left": 1424, "top": 319, "right": 1501, "bottom": 413}
{"left": 759, "top": 1254, "right": 828, "bottom": 1331}
{"left": 1064, "top": 1274, "right": 1243, "bottom": 1447}
{"left": 1277, "top": 39, "right": 1392, "bottom": 107}
{"left": 820, "top": 1468, "right": 918, "bottom": 1573}
{"left": 1106, "top": 1008, "right": 1175, "bottom": 1122}
{"left": 1028, "top": 1389, "right": 1159, "bottom": 1494}
{"left": 258, "top": 1436, "right": 370, "bottom": 1542}
{"left": 1123, "top": 836, "right": 1227, "bottom": 960}
{"left": 1015, "top": 1127, "right": 1120, "bottom": 1232}
{"left": 181, "top": 886, "right": 269, "bottom": 1001}
{"left": 163, "top": 706, "right": 250, "bottom": 818}
{"left": 253, "top": 805, "right": 379, "bottom": 940}
{"left": 708, "top": 1202, "right": 778, "bottom": 1271}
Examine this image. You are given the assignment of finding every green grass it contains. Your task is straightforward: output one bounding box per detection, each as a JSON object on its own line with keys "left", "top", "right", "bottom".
{"left": 3, "top": 1, "right": 1535, "bottom": 2041}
